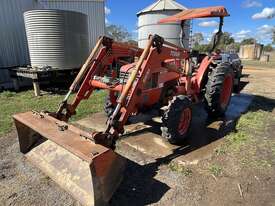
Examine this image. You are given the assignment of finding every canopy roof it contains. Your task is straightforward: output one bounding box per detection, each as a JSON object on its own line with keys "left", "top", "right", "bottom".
{"left": 159, "top": 6, "right": 229, "bottom": 23}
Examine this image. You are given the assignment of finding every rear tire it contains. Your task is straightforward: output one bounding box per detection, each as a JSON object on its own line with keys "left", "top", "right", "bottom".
{"left": 204, "top": 63, "right": 234, "bottom": 117}
{"left": 161, "top": 95, "right": 192, "bottom": 145}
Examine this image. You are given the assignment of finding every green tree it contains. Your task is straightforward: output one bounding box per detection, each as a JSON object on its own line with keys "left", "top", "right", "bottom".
{"left": 241, "top": 38, "right": 256, "bottom": 45}
{"left": 193, "top": 44, "right": 212, "bottom": 53}
{"left": 207, "top": 32, "right": 235, "bottom": 51}
{"left": 215, "top": 32, "right": 235, "bottom": 50}
{"left": 192, "top": 33, "right": 204, "bottom": 47}
{"left": 263, "top": 44, "right": 274, "bottom": 52}
{"left": 220, "top": 32, "right": 235, "bottom": 45}
{"left": 127, "top": 40, "right": 138, "bottom": 46}
{"left": 273, "top": 31, "right": 275, "bottom": 44}
{"left": 193, "top": 32, "right": 238, "bottom": 53}
{"left": 106, "top": 24, "right": 131, "bottom": 42}
{"left": 226, "top": 43, "right": 241, "bottom": 52}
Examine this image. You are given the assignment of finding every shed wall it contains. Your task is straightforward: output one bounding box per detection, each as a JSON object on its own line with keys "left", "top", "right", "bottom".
{"left": 0, "top": 0, "right": 105, "bottom": 89}
{"left": 40, "top": 0, "right": 105, "bottom": 49}
{"left": 0, "top": 0, "right": 42, "bottom": 68}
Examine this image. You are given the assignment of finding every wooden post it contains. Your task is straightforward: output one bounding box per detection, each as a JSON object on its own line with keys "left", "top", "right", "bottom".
{"left": 32, "top": 80, "right": 41, "bottom": 96}
{"left": 12, "top": 78, "right": 20, "bottom": 91}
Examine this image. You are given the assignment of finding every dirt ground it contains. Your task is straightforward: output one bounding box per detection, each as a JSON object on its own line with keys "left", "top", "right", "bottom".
{"left": 1, "top": 67, "right": 275, "bottom": 206}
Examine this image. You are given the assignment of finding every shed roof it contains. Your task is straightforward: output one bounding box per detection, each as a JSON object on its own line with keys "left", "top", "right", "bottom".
{"left": 137, "top": 0, "right": 187, "bottom": 15}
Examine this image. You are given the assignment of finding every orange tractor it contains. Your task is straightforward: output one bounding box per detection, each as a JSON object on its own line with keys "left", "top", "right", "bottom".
{"left": 13, "top": 6, "right": 240, "bottom": 206}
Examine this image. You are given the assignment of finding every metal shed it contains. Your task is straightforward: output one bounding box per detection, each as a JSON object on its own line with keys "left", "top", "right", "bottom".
{"left": 39, "top": 0, "right": 105, "bottom": 49}
{"left": 0, "top": 0, "right": 42, "bottom": 69}
{"left": 0, "top": 0, "right": 43, "bottom": 89}
{"left": 239, "top": 44, "right": 263, "bottom": 60}
{"left": 0, "top": 0, "right": 105, "bottom": 89}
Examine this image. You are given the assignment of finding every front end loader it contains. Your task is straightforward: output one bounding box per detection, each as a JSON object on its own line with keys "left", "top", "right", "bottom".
{"left": 13, "top": 6, "right": 237, "bottom": 206}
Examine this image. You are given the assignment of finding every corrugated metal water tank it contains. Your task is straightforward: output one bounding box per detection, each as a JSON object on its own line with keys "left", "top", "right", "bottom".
{"left": 24, "top": 10, "right": 89, "bottom": 69}
{"left": 39, "top": 0, "right": 105, "bottom": 49}
{"left": 137, "top": 0, "right": 190, "bottom": 49}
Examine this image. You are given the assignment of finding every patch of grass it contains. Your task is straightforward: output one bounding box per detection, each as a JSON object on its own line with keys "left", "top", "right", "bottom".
{"left": 1, "top": 91, "right": 16, "bottom": 98}
{"left": 241, "top": 157, "right": 272, "bottom": 169}
{"left": 215, "top": 146, "right": 226, "bottom": 156}
{"left": 169, "top": 162, "right": 193, "bottom": 176}
{"left": 242, "top": 60, "right": 275, "bottom": 69}
{"left": 226, "top": 131, "right": 251, "bottom": 152}
{"left": 223, "top": 109, "right": 267, "bottom": 152}
{"left": 0, "top": 90, "right": 106, "bottom": 136}
{"left": 220, "top": 95, "right": 275, "bottom": 169}
{"left": 209, "top": 164, "right": 222, "bottom": 176}
{"left": 236, "top": 111, "right": 266, "bottom": 132}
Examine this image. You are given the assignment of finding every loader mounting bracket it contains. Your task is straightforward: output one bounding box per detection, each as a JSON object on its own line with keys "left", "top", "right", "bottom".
{"left": 93, "top": 132, "right": 117, "bottom": 150}
{"left": 102, "top": 36, "right": 113, "bottom": 49}
{"left": 152, "top": 35, "right": 164, "bottom": 53}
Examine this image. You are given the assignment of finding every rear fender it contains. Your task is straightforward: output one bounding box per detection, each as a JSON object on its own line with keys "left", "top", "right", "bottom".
{"left": 194, "top": 56, "right": 212, "bottom": 91}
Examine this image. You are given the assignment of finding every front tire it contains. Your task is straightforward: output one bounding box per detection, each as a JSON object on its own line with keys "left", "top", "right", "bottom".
{"left": 161, "top": 95, "right": 192, "bottom": 145}
{"left": 233, "top": 66, "right": 243, "bottom": 93}
{"left": 204, "top": 63, "right": 234, "bottom": 117}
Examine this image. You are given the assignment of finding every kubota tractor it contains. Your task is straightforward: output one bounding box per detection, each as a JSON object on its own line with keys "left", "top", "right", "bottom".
{"left": 13, "top": 6, "right": 241, "bottom": 206}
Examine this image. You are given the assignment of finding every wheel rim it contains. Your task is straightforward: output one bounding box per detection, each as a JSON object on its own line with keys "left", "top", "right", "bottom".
{"left": 177, "top": 108, "right": 192, "bottom": 136}
{"left": 220, "top": 75, "right": 233, "bottom": 108}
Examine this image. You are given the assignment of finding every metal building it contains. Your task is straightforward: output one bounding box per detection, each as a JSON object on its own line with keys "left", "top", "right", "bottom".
{"left": 39, "top": 0, "right": 105, "bottom": 49}
{"left": 0, "top": 0, "right": 42, "bottom": 88}
{"left": 137, "top": 0, "right": 189, "bottom": 49}
{"left": 239, "top": 44, "right": 263, "bottom": 60}
{"left": 0, "top": 0, "right": 105, "bottom": 89}
{"left": 24, "top": 10, "right": 89, "bottom": 69}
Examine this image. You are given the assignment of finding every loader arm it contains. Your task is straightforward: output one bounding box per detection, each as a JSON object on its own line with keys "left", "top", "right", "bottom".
{"left": 56, "top": 36, "right": 143, "bottom": 121}
{"left": 102, "top": 35, "right": 189, "bottom": 146}
{"left": 55, "top": 35, "right": 190, "bottom": 148}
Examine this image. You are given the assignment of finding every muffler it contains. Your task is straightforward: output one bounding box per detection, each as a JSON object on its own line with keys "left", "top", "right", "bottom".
{"left": 13, "top": 111, "right": 126, "bottom": 206}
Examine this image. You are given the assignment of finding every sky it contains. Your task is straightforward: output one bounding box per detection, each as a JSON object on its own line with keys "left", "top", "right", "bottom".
{"left": 105, "top": 0, "right": 275, "bottom": 45}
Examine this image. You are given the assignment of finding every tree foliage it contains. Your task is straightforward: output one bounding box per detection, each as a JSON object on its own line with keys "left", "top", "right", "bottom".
{"left": 193, "top": 32, "right": 235, "bottom": 53}
{"left": 106, "top": 24, "right": 131, "bottom": 42}
{"left": 226, "top": 43, "right": 240, "bottom": 52}
{"left": 217, "top": 32, "right": 235, "bottom": 47}
{"left": 209, "top": 32, "right": 235, "bottom": 51}
{"left": 192, "top": 30, "right": 275, "bottom": 53}
{"left": 192, "top": 33, "right": 204, "bottom": 47}
{"left": 193, "top": 44, "right": 211, "bottom": 53}
{"left": 263, "top": 44, "right": 274, "bottom": 52}
{"left": 127, "top": 40, "right": 138, "bottom": 46}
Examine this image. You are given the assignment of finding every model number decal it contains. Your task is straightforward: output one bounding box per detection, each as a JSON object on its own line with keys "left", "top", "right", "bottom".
{"left": 170, "top": 50, "right": 180, "bottom": 57}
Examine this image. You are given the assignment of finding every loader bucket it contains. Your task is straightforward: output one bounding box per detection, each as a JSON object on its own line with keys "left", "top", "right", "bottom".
{"left": 13, "top": 111, "right": 126, "bottom": 206}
